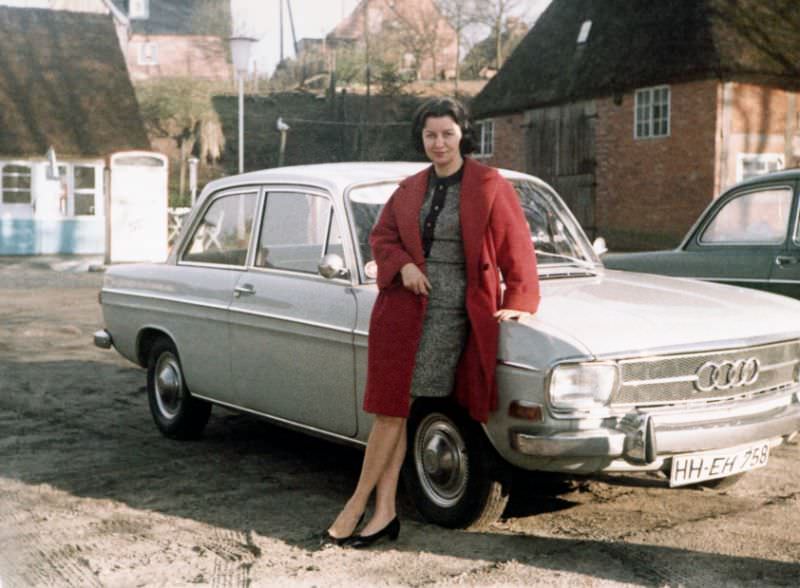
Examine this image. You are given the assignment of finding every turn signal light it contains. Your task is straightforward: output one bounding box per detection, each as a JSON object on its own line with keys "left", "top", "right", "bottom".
{"left": 508, "top": 400, "right": 543, "bottom": 421}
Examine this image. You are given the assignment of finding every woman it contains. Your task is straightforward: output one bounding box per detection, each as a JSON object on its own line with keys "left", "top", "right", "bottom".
{"left": 324, "top": 97, "right": 540, "bottom": 548}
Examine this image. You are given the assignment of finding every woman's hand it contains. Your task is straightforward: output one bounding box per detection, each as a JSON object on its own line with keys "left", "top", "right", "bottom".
{"left": 494, "top": 309, "right": 532, "bottom": 322}
{"left": 400, "top": 263, "right": 431, "bottom": 296}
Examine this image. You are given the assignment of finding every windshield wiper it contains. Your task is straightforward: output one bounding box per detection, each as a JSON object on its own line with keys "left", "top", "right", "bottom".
{"left": 535, "top": 251, "right": 595, "bottom": 268}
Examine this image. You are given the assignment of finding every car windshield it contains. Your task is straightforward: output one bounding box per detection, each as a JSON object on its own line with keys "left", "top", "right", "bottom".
{"left": 346, "top": 178, "right": 598, "bottom": 281}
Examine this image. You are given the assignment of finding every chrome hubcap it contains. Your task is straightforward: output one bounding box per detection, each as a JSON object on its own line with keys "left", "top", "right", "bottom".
{"left": 414, "top": 414, "right": 468, "bottom": 507}
{"left": 154, "top": 352, "right": 183, "bottom": 419}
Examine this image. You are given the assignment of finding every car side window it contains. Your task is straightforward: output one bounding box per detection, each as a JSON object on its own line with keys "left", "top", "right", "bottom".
{"left": 255, "top": 191, "right": 339, "bottom": 273}
{"left": 182, "top": 192, "right": 257, "bottom": 266}
{"left": 700, "top": 187, "right": 792, "bottom": 245}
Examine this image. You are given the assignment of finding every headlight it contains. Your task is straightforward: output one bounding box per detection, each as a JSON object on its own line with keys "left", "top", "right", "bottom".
{"left": 548, "top": 362, "right": 618, "bottom": 410}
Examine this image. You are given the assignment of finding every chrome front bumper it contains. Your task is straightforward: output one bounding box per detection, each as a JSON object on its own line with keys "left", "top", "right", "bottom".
{"left": 94, "top": 329, "right": 113, "bottom": 349}
{"left": 510, "top": 391, "right": 800, "bottom": 465}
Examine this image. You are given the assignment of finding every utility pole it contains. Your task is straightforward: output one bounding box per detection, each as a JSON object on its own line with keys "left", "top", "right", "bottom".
{"left": 279, "top": 0, "right": 284, "bottom": 63}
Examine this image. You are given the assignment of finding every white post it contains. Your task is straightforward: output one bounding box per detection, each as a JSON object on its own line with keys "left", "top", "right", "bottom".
{"left": 188, "top": 156, "right": 199, "bottom": 206}
{"left": 229, "top": 36, "right": 257, "bottom": 175}
{"left": 238, "top": 74, "right": 245, "bottom": 174}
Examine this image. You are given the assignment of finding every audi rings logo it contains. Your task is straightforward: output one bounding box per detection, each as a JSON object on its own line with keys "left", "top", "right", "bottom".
{"left": 694, "top": 358, "right": 760, "bottom": 392}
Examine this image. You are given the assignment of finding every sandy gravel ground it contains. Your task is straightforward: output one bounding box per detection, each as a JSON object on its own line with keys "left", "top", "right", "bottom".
{"left": 1, "top": 257, "right": 799, "bottom": 587}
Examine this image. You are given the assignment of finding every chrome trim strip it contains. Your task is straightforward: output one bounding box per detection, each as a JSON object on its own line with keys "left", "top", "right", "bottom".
{"left": 498, "top": 360, "right": 542, "bottom": 373}
{"left": 760, "top": 359, "right": 800, "bottom": 372}
{"left": 354, "top": 329, "right": 369, "bottom": 338}
{"left": 245, "top": 264, "right": 351, "bottom": 285}
{"left": 228, "top": 306, "right": 354, "bottom": 334}
{"left": 190, "top": 394, "right": 366, "bottom": 448}
{"left": 178, "top": 260, "right": 247, "bottom": 271}
{"left": 101, "top": 288, "right": 229, "bottom": 311}
{"left": 622, "top": 374, "right": 697, "bottom": 387}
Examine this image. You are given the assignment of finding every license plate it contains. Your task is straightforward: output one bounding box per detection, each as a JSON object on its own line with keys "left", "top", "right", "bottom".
{"left": 669, "top": 441, "right": 770, "bottom": 487}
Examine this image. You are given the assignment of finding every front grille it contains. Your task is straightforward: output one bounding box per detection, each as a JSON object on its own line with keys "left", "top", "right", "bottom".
{"left": 612, "top": 339, "right": 800, "bottom": 407}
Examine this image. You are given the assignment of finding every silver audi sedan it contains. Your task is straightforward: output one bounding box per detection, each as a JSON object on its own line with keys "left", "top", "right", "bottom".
{"left": 96, "top": 163, "right": 800, "bottom": 528}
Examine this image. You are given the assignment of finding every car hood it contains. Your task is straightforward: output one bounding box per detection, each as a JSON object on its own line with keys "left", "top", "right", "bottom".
{"left": 501, "top": 269, "right": 800, "bottom": 363}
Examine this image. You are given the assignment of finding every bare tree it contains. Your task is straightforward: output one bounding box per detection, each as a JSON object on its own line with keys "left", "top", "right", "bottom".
{"left": 470, "top": 0, "right": 524, "bottom": 70}
{"left": 385, "top": 0, "right": 453, "bottom": 80}
{"left": 436, "top": 0, "right": 477, "bottom": 91}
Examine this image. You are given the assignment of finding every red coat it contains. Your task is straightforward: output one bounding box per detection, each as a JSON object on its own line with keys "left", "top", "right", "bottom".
{"left": 362, "top": 158, "right": 540, "bottom": 423}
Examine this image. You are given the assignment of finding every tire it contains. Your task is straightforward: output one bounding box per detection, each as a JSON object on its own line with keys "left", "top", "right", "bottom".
{"left": 146, "top": 338, "right": 211, "bottom": 440}
{"left": 402, "top": 401, "right": 511, "bottom": 529}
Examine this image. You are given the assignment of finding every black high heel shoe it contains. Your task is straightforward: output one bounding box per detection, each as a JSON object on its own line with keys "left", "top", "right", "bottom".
{"left": 349, "top": 517, "right": 400, "bottom": 549}
{"left": 320, "top": 513, "right": 365, "bottom": 547}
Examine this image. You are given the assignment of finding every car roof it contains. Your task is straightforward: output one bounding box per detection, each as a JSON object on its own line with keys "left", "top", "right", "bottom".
{"left": 198, "top": 161, "right": 535, "bottom": 201}
{"left": 731, "top": 167, "right": 800, "bottom": 190}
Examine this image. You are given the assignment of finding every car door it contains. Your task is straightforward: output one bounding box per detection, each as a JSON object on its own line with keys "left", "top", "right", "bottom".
{"left": 680, "top": 183, "right": 794, "bottom": 293}
{"left": 173, "top": 188, "right": 259, "bottom": 401}
{"left": 228, "top": 188, "right": 358, "bottom": 437}
{"left": 767, "top": 179, "right": 800, "bottom": 299}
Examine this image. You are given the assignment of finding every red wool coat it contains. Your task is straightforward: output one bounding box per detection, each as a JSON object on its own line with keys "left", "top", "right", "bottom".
{"left": 362, "top": 157, "right": 540, "bottom": 423}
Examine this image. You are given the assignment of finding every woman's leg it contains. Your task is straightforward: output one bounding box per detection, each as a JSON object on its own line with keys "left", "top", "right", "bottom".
{"left": 359, "top": 422, "right": 406, "bottom": 535}
{"left": 327, "top": 414, "right": 406, "bottom": 538}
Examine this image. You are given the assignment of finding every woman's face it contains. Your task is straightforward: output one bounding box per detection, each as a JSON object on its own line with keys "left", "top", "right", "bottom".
{"left": 422, "top": 115, "right": 463, "bottom": 169}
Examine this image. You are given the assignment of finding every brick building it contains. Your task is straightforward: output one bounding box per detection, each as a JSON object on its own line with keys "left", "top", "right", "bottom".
{"left": 327, "top": 0, "right": 459, "bottom": 81}
{"left": 471, "top": 0, "right": 800, "bottom": 250}
{"left": 110, "top": 0, "right": 231, "bottom": 82}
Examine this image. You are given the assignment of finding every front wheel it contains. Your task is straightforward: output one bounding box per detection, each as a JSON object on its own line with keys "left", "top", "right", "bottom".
{"left": 402, "top": 401, "right": 510, "bottom": 529}
{"left": 146, "top": 338, "right": 211, "bottom": 440}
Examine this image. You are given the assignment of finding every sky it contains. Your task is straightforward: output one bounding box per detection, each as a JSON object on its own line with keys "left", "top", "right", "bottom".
{"left": 231, "top": 0, "right": 361, "bottom": 76}
{"left": 232, "top": 0, "right": 552, "bottom": 77}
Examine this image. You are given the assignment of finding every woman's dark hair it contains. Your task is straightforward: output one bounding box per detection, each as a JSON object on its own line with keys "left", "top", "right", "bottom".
{"left": 411, "top": 97, "right": 477, "bottom": 155}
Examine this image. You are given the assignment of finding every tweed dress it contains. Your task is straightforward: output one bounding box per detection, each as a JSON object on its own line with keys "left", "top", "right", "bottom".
{"left": 409, "top": 171, "right": 469, "bottom": 398}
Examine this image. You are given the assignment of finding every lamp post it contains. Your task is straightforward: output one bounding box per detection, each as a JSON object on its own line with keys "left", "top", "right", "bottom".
{"left": 229, "top": 36, "right": 257, "bottom": 174}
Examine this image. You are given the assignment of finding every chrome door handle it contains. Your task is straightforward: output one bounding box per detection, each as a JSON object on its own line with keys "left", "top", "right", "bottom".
{"left": 775, "top": 255, "right": 800, "bottom": 267}
{"left": 234, "top": 284, "right": 256, "bottom": 297}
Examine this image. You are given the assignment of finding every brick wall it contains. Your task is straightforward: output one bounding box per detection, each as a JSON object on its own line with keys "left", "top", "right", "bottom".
{"left": 477, "top": 112, "right": 526, "bottom": 172}
{"left": 126, "top": 35, "right": 231, "bottom": 81}
{"left": 595, "top": 79, "right": 720, "bottom": 250}
{"left": 719, "top": 83, "right": 799, "bottom": 189}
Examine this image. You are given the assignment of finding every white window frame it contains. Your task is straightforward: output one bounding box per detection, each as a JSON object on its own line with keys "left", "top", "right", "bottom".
{"left": 0, "top": 162, "right": 33, "bottom": 205}
{"left": 137, "top": 41, "right": 158, "bottom": 66}
{"left": 474, "top": 119, "right": 494, "bottom": 158}
{"left": 634, "top": 85, "right": 670, "bottom": 139}
{"left": 736, "top": 153, "right": 785, "bottom": 182}
{"left": 71, "top": 164, "right": 100, "bottom": 217}
{"left": 129, "top": 0, "right": 150, "bottom": 20}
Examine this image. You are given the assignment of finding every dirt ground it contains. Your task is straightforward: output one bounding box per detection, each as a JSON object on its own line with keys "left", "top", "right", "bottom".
{"left": 1, "top": 257, "right": 799, "bottom": 588}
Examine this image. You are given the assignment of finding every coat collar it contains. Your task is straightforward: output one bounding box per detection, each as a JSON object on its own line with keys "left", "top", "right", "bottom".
{"left": 395, "top": 158, "right": 497, "bottom": 265}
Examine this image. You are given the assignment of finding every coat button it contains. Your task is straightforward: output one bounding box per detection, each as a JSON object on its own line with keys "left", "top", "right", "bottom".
{"left": 482, "top": 264, "right": 490, "bottom": 271}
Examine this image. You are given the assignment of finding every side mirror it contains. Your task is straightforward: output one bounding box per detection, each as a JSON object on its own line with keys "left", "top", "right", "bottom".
{"left": 592, "top": 237, "right": 608, "bottom": 257}
{"left": 318, "top": 253, "right": 350, "bottom": 279}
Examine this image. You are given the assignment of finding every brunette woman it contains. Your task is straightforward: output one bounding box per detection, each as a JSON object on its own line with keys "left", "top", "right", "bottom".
{"left": 324, "top": 97, "right": 540, "bottom": 548}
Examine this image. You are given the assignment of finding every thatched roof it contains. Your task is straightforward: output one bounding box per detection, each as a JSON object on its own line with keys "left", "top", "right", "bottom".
{"left": 472, "top": 0, "right": 800, "bottom": 118}
{"left": 110, "top": 0, "right": 229, "bottom": 36}
{"left": 0, "top": 7, "right": 149, "bottom": 158}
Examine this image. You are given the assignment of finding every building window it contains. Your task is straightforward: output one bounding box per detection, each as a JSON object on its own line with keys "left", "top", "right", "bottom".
{"left": 138, "top": 41, "right": 158, "bottom": 65}
{"left": 737, "top": 153, "right": 784, "bottom": 182}
{"left": 475, "top": 120, "right": 494, "bottom": 157}
{"left": 73, "top": 165, "right": 98, "bottom": 216}
{"left": 635, "top": 85, "right": 670, "bottom": 139}
{"left": 577, "top": 20, "right": 592, "bottom": 44}
{"left": 1, "top": 163, "right": 32, "bottom": 204}
{"left": 129, "top": 0, "right": 149, "bottom": 19}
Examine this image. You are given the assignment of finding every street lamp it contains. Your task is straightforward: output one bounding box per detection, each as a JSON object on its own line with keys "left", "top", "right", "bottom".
{"left": 229, "top": 36, "right": 257, "bottom": 174}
